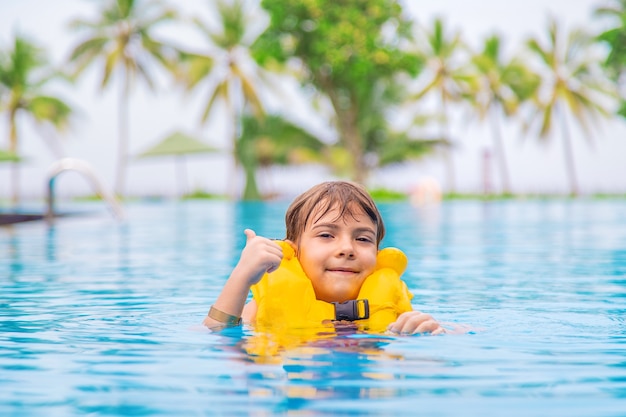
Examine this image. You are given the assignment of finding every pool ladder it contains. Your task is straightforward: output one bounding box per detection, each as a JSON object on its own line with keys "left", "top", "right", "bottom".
{"left": 46, "top": 158, "right": 124, "bottom": 221}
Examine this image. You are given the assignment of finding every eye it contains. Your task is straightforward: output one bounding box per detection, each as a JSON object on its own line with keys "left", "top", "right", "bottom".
{"left": 356, "top": 236, "right": 374, "bottom": 243}
{"left": 318, "top": 232, "right": 333, "bottom": 239}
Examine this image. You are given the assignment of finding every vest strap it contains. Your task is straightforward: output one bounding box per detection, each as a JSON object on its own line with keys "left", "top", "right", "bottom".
{"left": 332, "top": 299, "right": 370, "bottom": 321}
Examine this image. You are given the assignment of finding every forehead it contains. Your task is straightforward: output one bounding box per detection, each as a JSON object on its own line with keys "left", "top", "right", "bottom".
{"left": 307, "top": 201, "right": 375, "bottom": 228}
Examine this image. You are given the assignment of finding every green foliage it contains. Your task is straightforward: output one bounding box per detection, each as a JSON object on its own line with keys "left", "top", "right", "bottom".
{"left": 471, "top": 34, "right": 541, "bottom": 117}
{"left": 526, "top": 19, "right": 615, "bottom": 138}
{"left": 525, "top": 18, "right": 616, "bottom": 195}
{"left": 618, "top": 100, "right": 626, "bottom": 117}
{"left": 239, "top": 114, "right": 325, "bottom": 166}
{"left": 412, "top": 18, "right": 473, "bottom": 103}
{"left": 178, "top": 0, "right": 266, "bottom": 123}
{"left": 3, "top": 1, "right": 624, "bottom": 202}
{"left": 67, "top": 0, "right": 178, "bottom": 91}
{"left": 410, "top": 17, "right": 475, "bottom": 193}
{"left": 28, "top": 96, "right": 72, "bottom": 130}
{"left": 443, "top": 192, "right": 516, "bottom": 201}
{"left": 377, "top": 136, "right": 447, "bottom": 167}
{"left": 468, "top": 33, "right": 541, "bottom": 194}
{"left": 66, "top": 0, "right": 178, "bottom": 196}
{"left": 255, "top": 0, "right": 420, "bottom": 88}
{"left": 368, "top": 187, "right": 408, "bottom": 201}
{"left": 254, "top": 0, "right": 423, "bottom": 182}
{"left": 0, "top": 34, "right": 73, "bottom": 203}
{"left": 595, "top": 0, "right": 626, "bottom": 78}
{"left": 238, "top": 113, "right": 326, "bottom": 200}
{"left": 183, "top": 190, "right": 225, "bottom": 200}
{"left": 0, "top": 36, "right": 42, "bottom": 87}
{"left": 594, "top": 0, "right": 626, "bottom": 119}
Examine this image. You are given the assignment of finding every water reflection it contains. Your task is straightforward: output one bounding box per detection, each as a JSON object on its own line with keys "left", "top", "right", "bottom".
{"left": 209, "top": 323, "right": 448, "bottom": 410}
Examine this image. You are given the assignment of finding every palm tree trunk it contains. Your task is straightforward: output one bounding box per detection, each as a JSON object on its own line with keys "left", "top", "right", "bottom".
{"left": 441, "top": 136, "right": 456, "bottom": 194}
{"left": 490, "top": 106, "right": 512, "bottom": 194}
{"left": 9, "top": 111, "right": 19, "bottom": 206}
{"left": 242, "top": 163, "right": 261, "bottom": 200}
{"left": 229, "top": 108, "right": 240, "bottom": 200}
{"left": 441, "top": 97, "right": 456, "bottom": 194}
{"left": 333, "top": 98, "right": 366, "bottom": 184}
{"left": 317, "top": 73, "right": 367, "bottom": 184}
{"left": 341, "top": 113, "right": 367, "bottom": 184}
{"left": 558, "top": 105, "right": 579, "bottom": 197}
{"left": 115, "top": 77, "right": 130, "bottom": 198}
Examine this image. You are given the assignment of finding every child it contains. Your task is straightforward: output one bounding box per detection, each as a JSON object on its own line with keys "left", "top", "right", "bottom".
{"left": 204, "top": 180, "right": 444, "bottom": 335}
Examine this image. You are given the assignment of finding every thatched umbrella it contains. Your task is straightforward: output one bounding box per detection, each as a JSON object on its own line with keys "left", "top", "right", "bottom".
{"left": 136, "top": 131, "right": 218, "bottom": 197}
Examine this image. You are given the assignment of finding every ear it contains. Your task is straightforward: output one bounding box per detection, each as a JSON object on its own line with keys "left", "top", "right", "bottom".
{"left": 284, "top": 239, "right": 298, "bottom": 257}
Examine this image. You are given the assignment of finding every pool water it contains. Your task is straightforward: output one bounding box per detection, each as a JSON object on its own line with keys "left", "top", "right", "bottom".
{"left": 1, "top": 200, "right": 625, "bottom": 416}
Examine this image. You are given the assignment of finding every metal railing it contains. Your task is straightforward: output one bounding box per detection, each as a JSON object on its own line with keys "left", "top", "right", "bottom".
{"left": 45, "top": 158, "right": 124, "bottom": 221}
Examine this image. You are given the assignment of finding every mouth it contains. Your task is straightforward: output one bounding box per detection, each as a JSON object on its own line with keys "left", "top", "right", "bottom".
{"left": 326, "top": 267, "right": 358, "bottom": 275}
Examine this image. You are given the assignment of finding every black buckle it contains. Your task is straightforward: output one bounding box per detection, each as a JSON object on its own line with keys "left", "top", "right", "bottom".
{"left": 332, "top": 299, "right": 369, "bottom": 321}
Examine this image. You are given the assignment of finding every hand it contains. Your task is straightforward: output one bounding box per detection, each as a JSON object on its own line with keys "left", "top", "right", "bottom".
{"left": 235, "top": 229, "right": 283, "bottom": 286}
{"left": 387, "top": 310, "right": 445, "bottom": 335}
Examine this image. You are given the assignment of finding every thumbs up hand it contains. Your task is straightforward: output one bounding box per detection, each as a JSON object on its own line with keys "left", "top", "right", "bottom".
{"left": 236, "top": 229, "right": 284, "bottom": 286}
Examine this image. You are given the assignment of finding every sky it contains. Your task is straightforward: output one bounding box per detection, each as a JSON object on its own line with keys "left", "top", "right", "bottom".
{"left": 1, "top": 0, "right": 625, "bottom": 202}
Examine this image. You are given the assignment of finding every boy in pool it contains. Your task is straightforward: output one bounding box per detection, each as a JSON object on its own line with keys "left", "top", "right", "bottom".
{"left": 204, "top": 180, "right": 444, "bottom": 335}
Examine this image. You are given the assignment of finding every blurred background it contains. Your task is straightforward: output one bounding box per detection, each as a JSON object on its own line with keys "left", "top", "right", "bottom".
{"left": 1, "top": 0, "right": 625, "bottom": 204}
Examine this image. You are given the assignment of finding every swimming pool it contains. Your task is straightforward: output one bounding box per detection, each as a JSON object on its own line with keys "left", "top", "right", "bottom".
{"left": 1, "top": 199, "right": 625, "bottom": 416}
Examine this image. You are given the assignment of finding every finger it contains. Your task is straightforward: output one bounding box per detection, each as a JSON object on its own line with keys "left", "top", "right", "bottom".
{"left": 266, "top": 243, "right": 285, "bottom": 274}
{"left": 389, "top": 312, "right": 440, "bottom": 335}
{"left": 431, "top": 326, "right": 446, "bottom": 335}
{"left": 386, "top": 319, "right": 405, "bottom": 334}
{"left": 387, "top": 310, "right": 421, "bottom": 331}
{"left": 413, "top": 318, "right": 441, "bottom": 334}
{"left": 244, "top": 228, "right": 256, "bottom": 243}
{"left": 266, "top": 261, "right": 280, "bottom": 274}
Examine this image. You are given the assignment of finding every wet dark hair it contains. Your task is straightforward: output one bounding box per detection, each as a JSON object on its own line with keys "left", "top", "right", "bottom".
{"left": 285, "top": 181, "right": 385, "bottom": 247}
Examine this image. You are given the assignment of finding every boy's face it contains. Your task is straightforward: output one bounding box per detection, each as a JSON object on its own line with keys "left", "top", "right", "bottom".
{"left": 291, "top": 203, "right": 378, "bottom": 303}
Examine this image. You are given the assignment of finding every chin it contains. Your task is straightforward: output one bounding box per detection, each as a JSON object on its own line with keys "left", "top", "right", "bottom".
{"left": 322, "top": 290, "right": 359, "bottom": 303}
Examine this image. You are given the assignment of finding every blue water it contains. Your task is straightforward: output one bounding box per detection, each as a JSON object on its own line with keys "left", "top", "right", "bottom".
{"left": 1, "top": 200, "right": 625, "bottom": 416}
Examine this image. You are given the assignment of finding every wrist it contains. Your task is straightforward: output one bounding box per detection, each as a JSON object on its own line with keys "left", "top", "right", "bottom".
{"left": 232, "top": 262, "right": 264, "bottom": 287}
{"left": 208, "top": 305, "right": 242, "bottom": 327}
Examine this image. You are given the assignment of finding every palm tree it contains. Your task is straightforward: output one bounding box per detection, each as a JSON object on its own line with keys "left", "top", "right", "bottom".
{"left": 411, "top": 18, "right": 474, "bottom": 194}
{"left": 470, "top": 35, "right": 540, "bottom": 194}
{"left": 238, "top": 113, "right": 326, "bottom": 200}
{"left": 525, "top": 18, "right": 616, "bottom": 196}
{"left": 0, "top": 34, "right": 72, "bottom": 205}
{"left": 594, "top": 0, "right": 626, "bottom": 117}
{"left": 66, "top": 0, "right": 177, "bottom": 198}
{"left": 176, "top": 0, "right": 271, "bottom": 199}
{"left": 358, "top": 75, "right": 447, "bottom": 178}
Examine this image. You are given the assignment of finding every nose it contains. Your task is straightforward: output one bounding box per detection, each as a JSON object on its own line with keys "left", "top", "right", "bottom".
{"left": 336, "top": 236, "right": 355, "bottom": 258}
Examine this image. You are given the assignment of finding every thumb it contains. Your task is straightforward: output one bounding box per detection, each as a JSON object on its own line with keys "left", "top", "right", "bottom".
{"left": 244, "top": 228, "right": 256, "bottom": 243}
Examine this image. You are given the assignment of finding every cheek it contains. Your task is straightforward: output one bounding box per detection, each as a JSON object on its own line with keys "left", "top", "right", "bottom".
{"left": 362, "top": 251, "right": 378, "bottom": 273}
{"left": 298, "top": 243, "right": 326, "bottom": 264}
{"left": 297, "top": 251, "right": 320, "bottom": 277}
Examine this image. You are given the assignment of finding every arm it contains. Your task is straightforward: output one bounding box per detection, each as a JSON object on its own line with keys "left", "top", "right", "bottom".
{"left": 387, "top": 310, "right": 445, "bottom": 335}
{"left": 203, "top": 229, "right": 283, "bottom": 329}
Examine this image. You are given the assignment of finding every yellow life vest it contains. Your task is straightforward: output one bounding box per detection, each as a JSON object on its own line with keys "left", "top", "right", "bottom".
{"left": 250, "top": 240, "right": 414, "bottom": 333}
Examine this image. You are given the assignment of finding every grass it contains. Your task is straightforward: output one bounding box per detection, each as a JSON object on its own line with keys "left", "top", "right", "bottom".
{"left": 182, "top": 190, "right": 226, "bottom": 200}
{"left": 56, "top": 189, "right": 626, "bottom": 203}
{"left": 369, "top": 188, "right": 409, "bottom": 202}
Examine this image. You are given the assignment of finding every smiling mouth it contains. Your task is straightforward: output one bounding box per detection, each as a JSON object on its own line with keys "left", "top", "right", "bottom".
{"left": 327, "top": 268, "right": 357, "bottom": 274}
